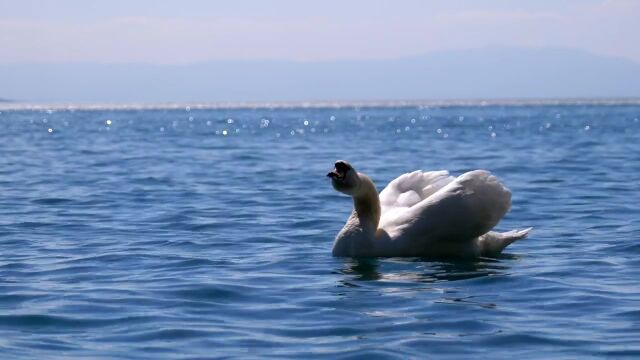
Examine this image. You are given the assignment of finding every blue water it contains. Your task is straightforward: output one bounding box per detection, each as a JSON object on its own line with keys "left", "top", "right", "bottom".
{"left": 1, "top": 104, "right": 639, "bottom": 358}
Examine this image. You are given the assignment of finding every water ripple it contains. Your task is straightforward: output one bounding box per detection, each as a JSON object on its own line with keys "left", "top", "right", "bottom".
{"left": 0, "top": 104, "right": 639, "bottom": 358}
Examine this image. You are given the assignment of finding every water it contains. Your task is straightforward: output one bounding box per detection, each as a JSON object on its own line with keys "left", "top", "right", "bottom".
{"left": 0, "top": 104, "right": 639, "bottom": 358}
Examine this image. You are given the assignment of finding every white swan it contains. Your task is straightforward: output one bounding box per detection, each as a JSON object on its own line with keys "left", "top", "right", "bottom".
{"left": 327, "top": 160, "right": 531, "bottom": 258}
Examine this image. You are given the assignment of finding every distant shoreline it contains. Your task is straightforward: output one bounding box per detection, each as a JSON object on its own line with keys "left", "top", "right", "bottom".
{"left": 1, "top": 97, "right": 639, "bottom": 111}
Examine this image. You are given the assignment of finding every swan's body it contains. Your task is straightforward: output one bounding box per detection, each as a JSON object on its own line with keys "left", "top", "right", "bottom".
{"left": 328, "top": 161, "right": 531, "bottom": 258}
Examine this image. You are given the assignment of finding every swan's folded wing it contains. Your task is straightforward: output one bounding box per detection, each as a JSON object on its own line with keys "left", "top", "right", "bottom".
{"left": 381, "top": 170, "right": 512, "bottom": 241}
{"left": 379, "top": 170, "right": 454, "bottom": 210}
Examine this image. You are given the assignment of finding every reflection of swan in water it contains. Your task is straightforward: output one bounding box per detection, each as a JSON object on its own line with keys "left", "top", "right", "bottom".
{"left": 335, "top": 258, "right": 511, "bottom": 311}
{"left": 337, "top": 256, "right": 514, "bottom": 284}
{"left": 327, "top": 160, "right": 531, "bottom": 258}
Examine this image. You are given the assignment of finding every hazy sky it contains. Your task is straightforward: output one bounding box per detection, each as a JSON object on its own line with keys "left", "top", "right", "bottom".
{"left": 1, "top": 0, "right": 639, "bottom": 64}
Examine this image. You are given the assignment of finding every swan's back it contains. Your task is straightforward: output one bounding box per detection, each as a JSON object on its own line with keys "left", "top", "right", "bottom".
{"left": 379, "top": 170, "right": 512, "bottom": 244}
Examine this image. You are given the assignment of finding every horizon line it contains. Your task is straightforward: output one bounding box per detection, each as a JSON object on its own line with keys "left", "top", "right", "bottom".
{"left": 2, "top": 97, "right": 640, "bottom": 111}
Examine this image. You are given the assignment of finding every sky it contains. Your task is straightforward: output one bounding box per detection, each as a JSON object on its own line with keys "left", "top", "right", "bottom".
{"left": 1, "top": 0, "right": 640, "bottom": 65}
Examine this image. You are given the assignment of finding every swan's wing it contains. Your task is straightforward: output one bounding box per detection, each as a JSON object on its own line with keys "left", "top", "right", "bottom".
{"left": 380, "top": 170, "right": 512, "bottom": 241}
{"left": 379, "top": 170, "right": 454, "bottom": 209}
{"left": 379, "top": 170, "right": 455, "bottom": 229}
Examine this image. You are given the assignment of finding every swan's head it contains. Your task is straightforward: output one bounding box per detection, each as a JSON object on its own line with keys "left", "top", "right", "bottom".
{"left": 327, "top": 160, "right": 359, "bottom": 195}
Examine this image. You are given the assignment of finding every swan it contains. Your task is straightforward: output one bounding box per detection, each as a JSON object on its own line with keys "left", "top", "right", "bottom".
{"left": 327, "top": 160, "right": 531, "bottom": 258}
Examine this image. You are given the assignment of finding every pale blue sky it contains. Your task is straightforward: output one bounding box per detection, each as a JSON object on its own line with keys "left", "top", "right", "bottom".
{"left": 1, "top": 0, "right": 639, "bottom": 64}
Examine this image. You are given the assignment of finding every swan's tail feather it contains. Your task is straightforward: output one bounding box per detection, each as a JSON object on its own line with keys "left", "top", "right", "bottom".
{"left": 478, "top": 227, "right": 532, "bottom": 257}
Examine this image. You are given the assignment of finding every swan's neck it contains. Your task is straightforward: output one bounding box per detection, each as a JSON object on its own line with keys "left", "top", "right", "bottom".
{"left": 333, "top": 174, "right": 381, "bottom": 256}
{"left": 352, "top": 175, "right": 381, "bottom": 231}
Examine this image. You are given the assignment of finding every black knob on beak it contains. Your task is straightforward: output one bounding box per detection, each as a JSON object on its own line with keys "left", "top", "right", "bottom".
{"left": 334, "top": 161, "right": 351, "bottom": 173}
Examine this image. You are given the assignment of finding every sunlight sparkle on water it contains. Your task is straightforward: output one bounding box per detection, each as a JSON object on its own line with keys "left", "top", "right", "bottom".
{"left": 1, "top": 104, "right": 639, "bottom": 359}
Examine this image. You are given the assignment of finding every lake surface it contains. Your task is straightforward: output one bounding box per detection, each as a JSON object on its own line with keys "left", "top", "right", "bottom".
{"left": 1, "top": 103, "right": 639, "bottom": 358}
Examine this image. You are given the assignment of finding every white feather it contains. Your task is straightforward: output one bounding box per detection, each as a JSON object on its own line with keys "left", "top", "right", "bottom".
{"left": 332, "top": 166, "right": 531, "bottom": 258}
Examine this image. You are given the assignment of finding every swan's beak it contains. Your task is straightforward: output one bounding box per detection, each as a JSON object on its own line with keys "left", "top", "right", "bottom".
{"left": 328, "top": 161, "right": 350, "bottom": 180}
{"left": 327, "top": 167, "right": 346, "bottom": 181}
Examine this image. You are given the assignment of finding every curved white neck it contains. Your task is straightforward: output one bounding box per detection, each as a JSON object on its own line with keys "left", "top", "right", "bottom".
{"left": 332, "top": 173, "right": 381, "bottom": 256}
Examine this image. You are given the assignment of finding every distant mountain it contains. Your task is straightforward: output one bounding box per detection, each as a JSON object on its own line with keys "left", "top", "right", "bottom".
{"left": 1, "top": 47, "right": 640, "bottom": 103}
